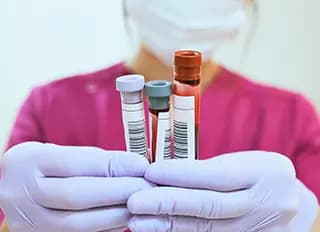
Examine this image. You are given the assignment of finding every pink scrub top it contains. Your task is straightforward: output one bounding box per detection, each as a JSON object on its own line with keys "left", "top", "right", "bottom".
{"left": 3, "top": 63, "right": 320, "bottom": 225}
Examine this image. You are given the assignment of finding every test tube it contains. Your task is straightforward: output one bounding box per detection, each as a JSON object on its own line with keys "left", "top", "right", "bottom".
{"left": 173, "top": 50, "right": 202, "bottom": 160}
{"left": 145, "top": 81, "right": 172, "bottom": 163}
{"left": 116, "top": 75, "right": 148, "bottom": 158}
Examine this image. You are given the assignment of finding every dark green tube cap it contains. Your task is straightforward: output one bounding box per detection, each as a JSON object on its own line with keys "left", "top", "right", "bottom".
{"left": 144, "top": 80, "right": 172, "bottom": 110}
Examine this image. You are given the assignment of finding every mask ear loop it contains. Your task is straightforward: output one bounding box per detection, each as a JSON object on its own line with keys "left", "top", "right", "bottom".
{"left": 122, "top": 0, "right": 129, "bottom": 35}
{"left": 122, "top": 0, "right": 140, "bottom": 61}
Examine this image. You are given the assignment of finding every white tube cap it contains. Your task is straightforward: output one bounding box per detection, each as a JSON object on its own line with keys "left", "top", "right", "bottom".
{"left": 116, "top": 75, "right": 145, "bottom": 92}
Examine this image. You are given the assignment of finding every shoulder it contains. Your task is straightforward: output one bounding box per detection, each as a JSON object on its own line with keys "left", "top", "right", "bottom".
{"left": 20, "top": 62, "right": 130, "bottom": 122}
{"left": 222, "top": 67, "right": 320, "bottom": 139}
{"left": 221, "top": 67, "right": 315, "bottom": 111}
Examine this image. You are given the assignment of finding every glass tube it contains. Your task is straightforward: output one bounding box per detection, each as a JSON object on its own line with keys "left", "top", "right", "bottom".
{"left": 173, "top": 50, "right": 202, "bottom": 160}
{"left": 116, "top": 74, "right": 148, "bottom": 159}
{"left": 145, "top": 80, "right": 172, "bottom": 163}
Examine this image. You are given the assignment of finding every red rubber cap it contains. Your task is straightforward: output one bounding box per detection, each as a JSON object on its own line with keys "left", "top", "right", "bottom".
{"left": 174, "top": 50, "right": 202, "bottom": 81}
{"left": 174, "top": 50, "right": 202, "bottom": 67}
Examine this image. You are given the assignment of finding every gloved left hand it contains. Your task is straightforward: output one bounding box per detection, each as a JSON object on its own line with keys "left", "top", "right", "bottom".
{"left": 0, "top": 142, "right": 153, "bottom": 232}
{"left": 127, "top": 151, "right": 318, "bottom": 232}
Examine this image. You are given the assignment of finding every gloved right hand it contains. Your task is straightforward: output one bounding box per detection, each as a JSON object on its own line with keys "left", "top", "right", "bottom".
{"left": 128, "top": 151, "right": 319, "bottom": 232}
{"left": 0, "top": 142, "right": 152, "bottom": 232}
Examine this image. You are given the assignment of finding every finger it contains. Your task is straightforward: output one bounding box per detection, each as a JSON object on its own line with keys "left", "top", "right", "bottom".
{"left": 145, "top": 151, "right": 295, "bottom": 191}
{"left": 35, "top": 143, "right": 149, "bottom": 177}
{"left": 32, "top": 177, "right": 153, "bottom": 210}
{"left": 129, "top": 215, "right": 290, "bottom": 232}
{"left": 4, "top": 204, "right": 130, "bottom": 232}
{"left": 51, "top": 206, "right": 131, "bottom": 232}
{"left": 128, "top": 187, "right": 252, "bottom": 219}
{"left": 128, "top": 215, "right": 232, "bottom": 232}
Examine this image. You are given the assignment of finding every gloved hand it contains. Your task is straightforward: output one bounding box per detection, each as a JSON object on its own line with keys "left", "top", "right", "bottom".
{"left": 0, "top": 142, "right": 152, "bottom": 232}
{"left": 128, "top": 151, "right": 318, "bottom": 232}
{"left": 289, "top": 180, "right": 318, "bottom": 232}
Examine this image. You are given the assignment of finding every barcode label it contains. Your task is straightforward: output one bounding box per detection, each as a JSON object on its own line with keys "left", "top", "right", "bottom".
{"left": 173, "top": 95, "right": 195, "bottom": 160}
{"left": 154, "top": 112, "right": 171, "bottom": 162}
{"left": 164, "top": 128, "right": 171, "bottom": 159}
{"left": 122, "top": 103, "right": 147, "bottom": 157}
{"left": 128, "top": 120, "right": 147, "bottom": 156}
{"left": 173, "top": 120, "right": 188, "bottom": 158}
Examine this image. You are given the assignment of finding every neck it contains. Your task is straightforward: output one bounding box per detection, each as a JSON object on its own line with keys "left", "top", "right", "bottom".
{"left": 126, "top": 46, "right": 221, "bottom": 91}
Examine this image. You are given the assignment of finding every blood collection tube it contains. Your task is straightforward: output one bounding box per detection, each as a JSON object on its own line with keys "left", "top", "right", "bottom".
{"left": 173, "top": 50, "right": 202, "bottom": 160}
{"left": 145, "top": 81, "right": 172, "bottom": 163}
{"left": 116, "top": 75, "right": 148, "bottom": 159}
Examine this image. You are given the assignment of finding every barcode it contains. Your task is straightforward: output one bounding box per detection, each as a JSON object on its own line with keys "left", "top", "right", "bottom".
{"left": 128, "top": 120, "right": 147, "bottom": 157}
{"left": 173, "top": 120, "right": 188, "bottom": 159}
{"left": 164, "top": 128, "right": 171, "bottom": 159}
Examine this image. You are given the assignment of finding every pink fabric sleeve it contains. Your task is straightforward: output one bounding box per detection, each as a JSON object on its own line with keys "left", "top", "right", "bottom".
{"left": 293, "top": 94, "right": 320, "bottom": 201}
{"left": 5, "top": 87, "right": 45, "bottom": 150}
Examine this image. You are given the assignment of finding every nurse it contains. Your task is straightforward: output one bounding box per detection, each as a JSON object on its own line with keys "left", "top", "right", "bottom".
{"left": 1, "top": 0, "right": 319, "bottom": 231}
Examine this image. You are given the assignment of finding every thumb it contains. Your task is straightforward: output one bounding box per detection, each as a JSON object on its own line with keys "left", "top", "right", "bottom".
{"left": 128, "top": 187, "right": 252, "bottom": 219}
{"left": 145, "top": 151, "right": 295, "bottom": 191}
{"left": 37, "top": 143, "right": 150, "bottom": 177}
{"left": 5, "top": 142, "right": 149, "bottom": 178}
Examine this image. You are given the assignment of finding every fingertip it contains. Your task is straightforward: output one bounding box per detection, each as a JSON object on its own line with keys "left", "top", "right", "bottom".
{"left": 129, "top": 216, "right": 169, "bottom": 232}
{"left": 135, "top": 153, "right": 150, "bottom": 169}
{"left": 128, "top": 216, "right": 139, "bottom": 232}
{"left": 144, "top": 162, "right": 155, "bottom": 181}
{"left": 129, "top": 153, "right": 150, "bottom": 176}
{"left": 144, "top": 159, "right": 192, "bottom": 184}
{"left": 111, "top": 152, "right": 150, "bottom": 177}
{"left": 144, "top": 160, "right": 169, "bottom": 182}
{"left": 127, "top": 188, "right": 156, "bottom": 214}
{"left": 128, "top": 216, "right": 153, "bottom": 232}
{"left": 127, "top": 191, "right": 140, "bottom": 214}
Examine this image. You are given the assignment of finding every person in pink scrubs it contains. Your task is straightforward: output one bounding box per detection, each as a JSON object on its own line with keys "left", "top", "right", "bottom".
{"left": 0, "top": 0, "right": 319, "bottom": 231}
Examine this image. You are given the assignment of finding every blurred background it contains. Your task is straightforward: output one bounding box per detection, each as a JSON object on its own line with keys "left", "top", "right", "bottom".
{"left": 0, "top": 0, "right": 319, "bottom": 150}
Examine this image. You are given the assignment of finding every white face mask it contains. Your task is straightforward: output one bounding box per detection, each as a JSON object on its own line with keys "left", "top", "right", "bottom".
{"left": 126, "top": 0, "right": 246, "bottom": 66}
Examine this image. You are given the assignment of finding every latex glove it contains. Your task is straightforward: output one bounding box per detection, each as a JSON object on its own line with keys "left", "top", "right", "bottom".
{"left": 128, "top": 151, "right": 318, "bottom": 232}
{"left": 0, "top": 142, "right": 152, "bottom": 232}
{"left": 289, "top": 180, "right": 318, "bottom": 232}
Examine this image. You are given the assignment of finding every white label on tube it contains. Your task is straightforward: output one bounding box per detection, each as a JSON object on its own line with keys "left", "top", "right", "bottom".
{"left": 173, "top": 95, "right": 195, "bottom": 160}
{"left": 122, "top": 102, "right": 147, "bottom": 157}
{"left": 155, "top": 112, "right": 171, "bottom": 162}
